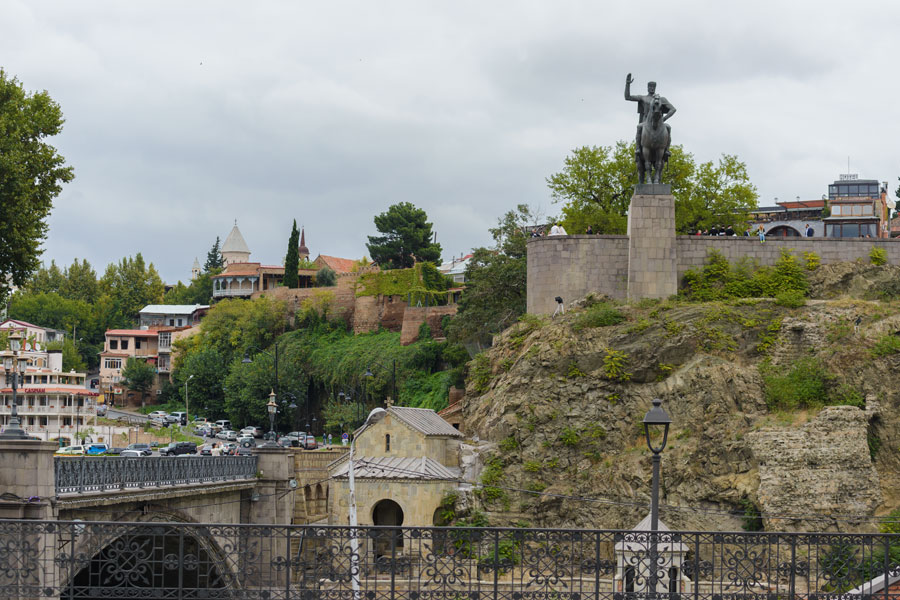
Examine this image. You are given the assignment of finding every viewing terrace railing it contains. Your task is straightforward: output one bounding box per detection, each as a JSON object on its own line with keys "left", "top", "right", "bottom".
{"left": 54, "top": 456, "right": 259, "bottom": 494}
{"left": 2, "top": 520, "right": 899, "bottom": 599}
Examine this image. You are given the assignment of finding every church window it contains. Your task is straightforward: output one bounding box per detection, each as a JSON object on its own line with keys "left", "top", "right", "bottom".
{"left": 385, "top": 434, "right": 391, "bottom": 452}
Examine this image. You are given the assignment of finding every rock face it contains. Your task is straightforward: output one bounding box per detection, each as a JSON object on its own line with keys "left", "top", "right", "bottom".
{"left": 461, "top": 297, "right": 897, "bottom": 533}
{"left": 747, "top": 406, "right": 881, "bottom": 532}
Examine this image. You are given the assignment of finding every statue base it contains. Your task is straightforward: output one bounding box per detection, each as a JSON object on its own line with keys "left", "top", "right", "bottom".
{"left": 634, "top": 183, "right": 671, "bottom": 195}
{"left": 626, "top": 192, "right": 677, "bottom": 300}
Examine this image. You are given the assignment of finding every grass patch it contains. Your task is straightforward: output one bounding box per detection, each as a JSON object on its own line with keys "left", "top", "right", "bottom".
{"left": 871, "top": 334, "right": 900, "bottom": 357}
{"left": 572, "top": 302, "right": 626, "bottom": 331}
{"left": 762, "top": 357, "right": 865, "bottom": 411}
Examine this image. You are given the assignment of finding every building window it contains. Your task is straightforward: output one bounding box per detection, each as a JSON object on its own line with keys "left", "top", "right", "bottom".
{"left": 177, "top": 318, "right": 183, "bottom": 326}
{"left": 135, "top": 338, "right": 142, "bottom": 349}
{"left": 109, "top": 340, "right": 118, "bottom": 350}
{"left": 385, "top": 434, "right": 391, "bottom": 452}
{"left": 121, "top": 340, "right": 129, "bottom": 350}
{"left": 169, "top": 319, "right": 175, "bottom": 326}
{"left": 104, "top": 358, "right": 122, "bottom": 370}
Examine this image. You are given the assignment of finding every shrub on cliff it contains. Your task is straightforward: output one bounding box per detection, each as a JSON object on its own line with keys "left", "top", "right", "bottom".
{"left": 682, "top": 249, "right": 807, "bottom": 301}
{"left": 762, "top": 357, "right": 864, "bottom": 411}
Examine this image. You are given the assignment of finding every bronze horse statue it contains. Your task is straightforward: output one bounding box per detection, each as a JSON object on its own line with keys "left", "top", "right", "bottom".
{"left": 638, "top": 95, "right": 670, "bottom": 185}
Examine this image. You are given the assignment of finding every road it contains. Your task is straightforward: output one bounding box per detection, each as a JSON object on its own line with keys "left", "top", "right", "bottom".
{"left": 106, "top": 408, "right": 149, "bottom": 424}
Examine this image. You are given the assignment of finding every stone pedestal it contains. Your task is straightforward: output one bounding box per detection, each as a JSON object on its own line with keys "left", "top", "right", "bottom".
{"left": 627, "top": 191, "right": 677, "bottom": 300}
{"left": 245, "top": 445, "right": 296, "bottom": 587}
{"left": 0, "top": 440, "right": 58, "bottom": 520}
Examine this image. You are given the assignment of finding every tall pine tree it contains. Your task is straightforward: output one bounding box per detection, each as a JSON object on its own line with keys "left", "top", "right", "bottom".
{"left": 283, "top": 220, "right": 300, "bottom": 288}
{"left": 204, "top": 237, "right": 224, "bottom": 272}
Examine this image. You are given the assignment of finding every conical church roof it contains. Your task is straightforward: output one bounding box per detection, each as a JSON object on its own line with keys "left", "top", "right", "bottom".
{"left": 222, "top": 222, "right": 250, "bottom": 254}
{"left": 192, "top": 257, "right": 201, "bottom": 269}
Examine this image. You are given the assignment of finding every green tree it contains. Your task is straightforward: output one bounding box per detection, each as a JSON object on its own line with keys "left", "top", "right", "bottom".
{"left": 283, "top": 220, "right": 300, "bottom": 289}
{"left": 447, "top": 205, "right": 533, "bottom": 347}
{"left": 366, "top": 202, "right": 442, "bottom": 269}
{"left": 27, "top": 260, "right": 66, "bottom": 295}
{"left": 548, "top": 142, "right": 756, "bottom": 234}
{"left": 172, "top": 347, "right": 229, "bottom": 420}
{"left": 60, "top": 258, "right": 99, "bottom": 304}
{"left": 678, "top": 154, "right": 758, "bottom": 233}
{"left": 204, "top": 237, "right": 224, "bottom": 272}
{"left": 98, "top": 253, "right": 165, "bottom": 328}
{"left": 45, "top": 339, "right": 87, "bottom": 372}
{"left": 174, "top": 296, "right": 288, "bottom": 368}
{"left": 0, "top": 70, "right": 75, "bottom": 300}
{"left": 7, "top": 291, "right": 100, "bottom": 366}
{"left": 163, "top": 272, "right": 214, "bottom": 305}
{"left": 121, "top": 357, "right": 156, "bottom": 411}
{"left": 316, "top": 266, "right": 336, "bottom": 287}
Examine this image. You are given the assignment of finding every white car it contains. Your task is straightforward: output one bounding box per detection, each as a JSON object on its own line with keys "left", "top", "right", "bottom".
{"left": 216, "top": 430, "right": 238, "bottom": 441}
{"left": 55, "top": 445, "right": 85, "bottom": 456}
{"left": 148, "top": 411, "right": 168, "bottom": 424}
{"left": 120, "top": 449, "right": 146, "bottom": 458}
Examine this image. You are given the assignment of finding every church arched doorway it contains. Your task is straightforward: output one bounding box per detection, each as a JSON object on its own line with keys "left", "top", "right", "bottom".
{"left": 371, "top": 499, "right": 405, "bottom": 558}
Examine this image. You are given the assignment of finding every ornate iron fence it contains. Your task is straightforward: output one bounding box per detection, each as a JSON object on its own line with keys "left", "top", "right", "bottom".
{"left": 54, "top": 456, "right": 259, "bottom": 494}
{"left": 2, "top": 519, "right": 900, "bottom": 599}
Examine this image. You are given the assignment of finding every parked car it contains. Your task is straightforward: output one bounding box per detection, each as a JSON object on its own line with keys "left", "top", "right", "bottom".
{"left": 302, "top": 435, "right": 318, "bottom": 450}
{"left": 193, "top": 416, "right": 208, "bottom": 424}
{"left": 159, "top": 442, "right": 197, "bottom": 456}
{"left": 55, "top": 445, "right": 85, "bottom": 456}
{"left": 286, "top": 431, "right": 306, "bottom": 439}
{"left": 168, "top": 411, "right": 188, "bottom": 426}
{"left": 241, "top": 426, "right": 264, "bottom": 438}
{"left": 216, "top": 430, "right": 238, "bottom": 441}
{"left": 120, "top": 449, "right": 146, "bottom": 458}
{"left": 236, "top": 434, "right": 256, "bottom": 446}
{"left": 213, "top": 419, "right": 232, "bottom": 433}
{"left": 96, "top": 404, "right": 108, "bottom": 417}
{"left": 199, "top": 443, "right": 215, "bottom": 456}
{"left": 85, "top": 443, "right": 110, "bottom": 455}
{"left": 222, "top": 442, "right": 238, "bottom": 455}
{"left": 105, "top": 447, "right": 125, "bottom": 455}
{"left": 235, "top": 445, "right": 254, "bottom": 457}
{"left": 196, "top": 426, "right": 212, "bottom": 437}
{"left": 278, "top": 436, "right": 300, "bottom": 448}
{"left": 125, "top": 443, "right": 153, "bottom": 456}
{"left": 150, "top": 412, "right": 169, "bottom": 426}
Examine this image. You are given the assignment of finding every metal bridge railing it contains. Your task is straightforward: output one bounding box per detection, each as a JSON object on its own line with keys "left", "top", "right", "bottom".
{"left": 2, "top": 519, "right": 900, "bottom": 599}
{"left": 54, "top": 456, "right": 259, "bottom": 494}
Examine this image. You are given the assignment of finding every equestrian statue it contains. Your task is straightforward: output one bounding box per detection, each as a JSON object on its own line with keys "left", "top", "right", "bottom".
{"left": 625, "top": 73, "right": 676, "bottom": 185}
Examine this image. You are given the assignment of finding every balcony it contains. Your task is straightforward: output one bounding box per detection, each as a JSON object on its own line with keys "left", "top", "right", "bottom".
{"left": 0, "top": 404, "right": 91, "bottom": 415}
{"left": 212, "top": 287, "right": 255, "bottom": 298}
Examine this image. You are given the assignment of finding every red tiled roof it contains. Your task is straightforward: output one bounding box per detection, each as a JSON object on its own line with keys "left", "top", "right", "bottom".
{"left": 0, "top": 319, "right": 44, "bottom": 329}
{"left": 105, "top": 330, "right": 158, "bottom": 337}
{"left": 315, "top": 255, "right": 357, "bottom": 273}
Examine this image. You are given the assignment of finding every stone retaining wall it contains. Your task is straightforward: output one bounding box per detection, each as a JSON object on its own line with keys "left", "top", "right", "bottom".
{"left": 527, "top": 234, "right": 900, "bottom": 314}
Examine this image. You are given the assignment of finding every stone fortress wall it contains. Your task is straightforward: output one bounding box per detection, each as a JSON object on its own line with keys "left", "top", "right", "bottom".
{"left": 528, "top": 232, "right": 900, "bottom": 314}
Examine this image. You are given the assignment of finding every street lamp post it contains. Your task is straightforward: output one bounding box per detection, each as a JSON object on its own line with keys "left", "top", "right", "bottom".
{"left": 348, "top": 407, "right": 387, "bottom": 600}
{"left": 185, "top": 374, "right": 194, "bottom": 427}
{"left": 643, "top": 398, "right": 672, "bottom": 596}
{"left": 0, "top": 332, "right": 31, "bottom": 439}
{"left": 265, "top": 391, "right": 278, "bottom": 445}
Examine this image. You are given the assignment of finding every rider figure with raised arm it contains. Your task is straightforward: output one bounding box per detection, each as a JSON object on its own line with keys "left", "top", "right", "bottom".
{"left": 625, "top": 73, "right": 676, "bottom": 165}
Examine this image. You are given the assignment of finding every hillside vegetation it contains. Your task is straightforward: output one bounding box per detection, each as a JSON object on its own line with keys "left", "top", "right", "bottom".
{"left": 459, "top": 258, "right": 900, "bottom": 534}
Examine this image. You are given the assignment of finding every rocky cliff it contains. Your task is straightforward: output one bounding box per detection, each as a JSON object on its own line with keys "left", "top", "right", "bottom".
{"left": 461, "top": 283, "right": 900, "bottom": 533}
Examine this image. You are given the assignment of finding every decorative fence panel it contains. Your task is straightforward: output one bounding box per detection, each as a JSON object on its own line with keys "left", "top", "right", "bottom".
{"left": 1, "top": 520, "right": 899, "bottom": 599}
{"left": 54, "top": 456, "right": 259, "bottom": 494}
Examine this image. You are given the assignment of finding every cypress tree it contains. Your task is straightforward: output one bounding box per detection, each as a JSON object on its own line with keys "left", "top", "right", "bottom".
{"left": 283, "top": 220, "right": 300, "bottom": 288}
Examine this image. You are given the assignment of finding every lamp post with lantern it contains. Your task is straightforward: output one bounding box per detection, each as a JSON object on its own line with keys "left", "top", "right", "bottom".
{"left": 265, "top": 391, "right": 278, "bottom": 446}
{"left": 0, "top": 331, "right": 32, "bottom": 440}
{"left": 642, "top": 398, "right": 672, "bottom": 595}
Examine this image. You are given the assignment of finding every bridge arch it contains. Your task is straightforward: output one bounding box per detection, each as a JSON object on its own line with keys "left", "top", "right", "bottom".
{"left": 766, "top": 225, "right": 801, "bottom": 237}
{"left": 60, "top": 509, "right": 242, "bottom": 598}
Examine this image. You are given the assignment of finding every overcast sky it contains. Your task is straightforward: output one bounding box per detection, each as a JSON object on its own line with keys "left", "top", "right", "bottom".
{"left": 4, "top": 1, "right": 900, "bottom": 283}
